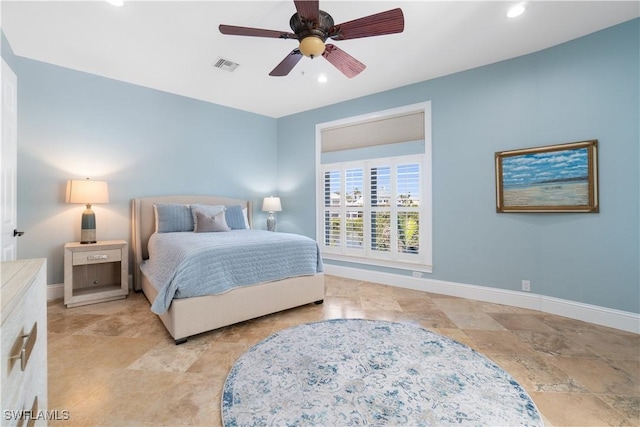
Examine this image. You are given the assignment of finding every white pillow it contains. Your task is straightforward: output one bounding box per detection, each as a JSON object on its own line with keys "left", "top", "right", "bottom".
{"left": 243, "top": 207, "right": 250, "bottom": 229}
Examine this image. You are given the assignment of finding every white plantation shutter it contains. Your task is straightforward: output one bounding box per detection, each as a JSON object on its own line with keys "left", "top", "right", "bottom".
{"left": 370, "top": 165, "right": 391, "bottom": 254}
{"left": 345, "top": 168, "right": 364, "bottom": 249}
{"left": 396, "top": 164, "right": 420, "bottom": 206}
{"left": 323, "top": 170, "right": 341, "bottom": 247}
{"left": 321, "top": 156, "right": 423, "bottom": 264}
{"left": 396, "top": 163, "right": 420, "bottom": 254}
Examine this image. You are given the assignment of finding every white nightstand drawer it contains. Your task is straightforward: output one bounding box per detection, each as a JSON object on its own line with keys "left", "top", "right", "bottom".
{"left": 72, "top": 249, "right": 121, "bottom": 266}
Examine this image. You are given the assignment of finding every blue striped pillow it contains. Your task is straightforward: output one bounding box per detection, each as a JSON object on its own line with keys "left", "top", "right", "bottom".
{"left": 225, "top": 205, "right": 248, "bottom": 230}
{"left": 154, "top": 203, "right": 194, "bottom": 233}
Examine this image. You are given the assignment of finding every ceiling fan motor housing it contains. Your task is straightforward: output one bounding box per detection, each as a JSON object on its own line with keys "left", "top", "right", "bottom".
{"left": 290, "top": 10, "right": 334, "bottom": 57}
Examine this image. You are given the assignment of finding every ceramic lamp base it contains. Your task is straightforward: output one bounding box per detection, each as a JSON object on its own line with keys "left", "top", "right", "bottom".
{"left": 266, "top": 213, "right": 276, "bottom": 232}
{"left": 80, "top": 208, "right": 97, "bottom": 244}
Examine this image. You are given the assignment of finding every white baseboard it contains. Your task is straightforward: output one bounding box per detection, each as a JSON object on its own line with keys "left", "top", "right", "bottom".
{"left": 48, "top": 283, "right": 64, "bottom": 301}
{"left": 48, "top": 275, "right": 134, "bottom": 302}
{"left": 325, "top": 264, "right": 640, "bottom": 334}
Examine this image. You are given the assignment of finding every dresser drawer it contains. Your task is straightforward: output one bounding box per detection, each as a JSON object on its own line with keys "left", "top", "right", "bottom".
{"left": 1, "top": 291, "right": 27, "bottom": 416}
{"left": 72, "top": 249, "right": 121, "bottom": 266}
{"left": 1, "top": 259, "right": 47, "bottom": 427}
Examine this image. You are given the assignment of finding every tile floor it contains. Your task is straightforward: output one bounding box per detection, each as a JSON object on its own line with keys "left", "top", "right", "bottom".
{"left": 47, "top": 275, "right": 639, "bottom": 426}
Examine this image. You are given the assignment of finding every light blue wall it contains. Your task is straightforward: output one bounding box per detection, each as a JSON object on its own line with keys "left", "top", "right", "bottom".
{"left": 3, "top": 19, "right": 638, "bottom": 314}
{"left": 2, "top": 33, "right": 278, "bottom": 285}
{"left": 277, "top": 19, "right": 640, "bottom": 313}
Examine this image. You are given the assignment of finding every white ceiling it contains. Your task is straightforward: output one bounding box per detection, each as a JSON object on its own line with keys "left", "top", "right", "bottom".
{"left": 2, "top": 1, "right": 638, "bottom": 118}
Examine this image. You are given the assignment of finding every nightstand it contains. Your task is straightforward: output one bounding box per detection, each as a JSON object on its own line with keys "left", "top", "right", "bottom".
{"left": 64, "top": 240, "right": 128, "bottom": 308}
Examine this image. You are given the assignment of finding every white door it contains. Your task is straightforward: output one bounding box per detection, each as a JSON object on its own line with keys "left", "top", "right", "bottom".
{"left": 1, "top": 59, "right": 19, "bottom": 261}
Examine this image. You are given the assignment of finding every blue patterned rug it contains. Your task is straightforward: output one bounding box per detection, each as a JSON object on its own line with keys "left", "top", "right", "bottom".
{"left": 222, "top": 319, "right": 544, "bottom": 426}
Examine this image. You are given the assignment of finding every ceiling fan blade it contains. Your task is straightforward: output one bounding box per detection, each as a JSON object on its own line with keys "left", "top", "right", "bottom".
{"left": 322, "top": 44, "right": 365, "bottom": 78}
{"left": 219, "top": 24, "right": 297, "bottom": 39}
{"left": 269, "top": 49, "right": 304, "bottom": 76}
{"left": 329, "top": 8, "right": 404, "bottom": 40}
{"left": 293, "top": 0, "right": 319, "bottom": 21}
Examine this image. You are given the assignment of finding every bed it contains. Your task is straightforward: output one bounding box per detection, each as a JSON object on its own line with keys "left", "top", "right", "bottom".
{"left": 132, "top": 195, "right": 325, "bottom": 344}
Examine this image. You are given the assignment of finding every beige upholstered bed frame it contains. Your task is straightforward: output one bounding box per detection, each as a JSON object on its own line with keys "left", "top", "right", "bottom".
{"left": 131, "top": 195, "right": 325, "bottom": 344}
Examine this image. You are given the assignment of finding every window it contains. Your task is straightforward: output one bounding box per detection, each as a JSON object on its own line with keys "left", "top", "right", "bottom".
{"left": 320, "top": 155, "right": 426, "bottom": 267}
{"left": 316, "top": 102, "right": 432, "bottom": 272}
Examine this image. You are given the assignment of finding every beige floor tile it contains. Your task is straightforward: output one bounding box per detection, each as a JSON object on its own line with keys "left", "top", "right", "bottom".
{"left": 565, "top": 330, "right": 640, "bottom": 361}
{"left": 47, "top": 275, "right": 639, "bottom": 426}
{"left": 488, "top": 312, "right": 558, "bottom": 332}
{"left": 48, "top": 312, "right": 108, "bottom": 334}
{"left": 411, "top": 310, "right": 459, "bottom": 329}
{"left": 490, "top": 353, "right": 589, "bottom": 393}
{"left": 128, "top": 335, "right": 214, "bottom": 372}
{"left": 462, "top": 329, "right": 537, "bottom": 357}
{"left": 139, "top": 372, "right": 222, "bottom": 426}
{"left": 515, "top": 330, "right": 598, "bottom": 358}
{"left": 530, "top": 391, "right": 634, "bottom": 426}
{"left": 430, "top": 327, "right": 476, "bottom": 348}
{"left": 598, "top": 395, "right": 640, "bottom": 421}
{"left": 431, "top": 296, "right": 491, "bottom": 313}
{"left": 550, "top": 356, "right": 640, "bottom": 396}
{"left": 444, "top": 311, "right": 508, "bottom": 330}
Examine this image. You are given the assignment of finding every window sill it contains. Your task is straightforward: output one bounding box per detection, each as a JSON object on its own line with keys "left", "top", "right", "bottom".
{"left": 321, "top": 252, "right": 433, "bottom": 274}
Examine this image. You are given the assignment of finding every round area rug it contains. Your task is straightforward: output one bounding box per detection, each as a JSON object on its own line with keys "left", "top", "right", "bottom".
{"left": 222, "top": 319, "right": 544, "bottom": 426}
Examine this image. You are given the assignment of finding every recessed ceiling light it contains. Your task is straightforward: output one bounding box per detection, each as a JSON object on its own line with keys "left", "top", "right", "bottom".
{"left": 317, "top": 74, "right": 328, "bottom": 83}
{"left": 507, "top": 3, "right": 526, "bottom": 18}
{"left": 106, "top": 0, "right": 124, "bottom": 7}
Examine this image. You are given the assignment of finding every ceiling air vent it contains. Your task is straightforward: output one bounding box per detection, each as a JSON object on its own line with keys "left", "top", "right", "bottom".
{"left": 213, "top": 57, "right": 239, "bottom": 72}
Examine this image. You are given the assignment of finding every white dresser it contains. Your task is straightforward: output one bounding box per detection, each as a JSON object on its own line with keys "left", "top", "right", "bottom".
{"left": 1, "top": 259, "right": 47, "bottom": 427}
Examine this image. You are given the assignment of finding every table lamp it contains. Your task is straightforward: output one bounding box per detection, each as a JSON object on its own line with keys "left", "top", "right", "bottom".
{"left": 66, "top": 178, "right": 109, "bottom": 244}
{"left": 262, "top": 196, "right": 282, "bottom": 232}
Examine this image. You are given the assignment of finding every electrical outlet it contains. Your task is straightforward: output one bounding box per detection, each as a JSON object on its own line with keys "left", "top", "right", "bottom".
{"left": 521, "top": 280, "right": 531, "bottom": 292}
{"left": 412, "top": 271, "right": 423, "bottom": 278}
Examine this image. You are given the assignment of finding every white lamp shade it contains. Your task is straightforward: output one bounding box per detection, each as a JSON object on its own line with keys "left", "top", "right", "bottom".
{"left": 262, "top": 196, "right": 282, "bottom": 212}
{"left": 66, "top": 179, "right": 110, "bottom": 204}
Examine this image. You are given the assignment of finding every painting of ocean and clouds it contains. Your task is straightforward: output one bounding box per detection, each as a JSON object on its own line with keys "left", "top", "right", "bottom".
{"left": 495, "top": 140, "right": 599, "bottom": 212}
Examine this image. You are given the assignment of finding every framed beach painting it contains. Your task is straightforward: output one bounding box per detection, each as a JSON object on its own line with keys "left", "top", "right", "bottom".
{"left": 495, "top": 140, "right": 599, "bottom": 213}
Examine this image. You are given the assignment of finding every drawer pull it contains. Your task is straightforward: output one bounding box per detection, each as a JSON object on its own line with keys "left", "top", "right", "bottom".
{"left": 10, "top": 322, "right": 37, "bottom": 371}
{"left": 16, "top": 396, "right": 38, "bottom": 427}
{"left": 87, "top": 254, "right": 108, "bottom": 260}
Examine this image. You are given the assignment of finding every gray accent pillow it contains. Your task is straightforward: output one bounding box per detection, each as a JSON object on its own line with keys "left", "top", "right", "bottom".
{"left": 154, "top": 203, "right": 194, "bottom": 233}
{"left": 194, "top": 209, "right": 230, "bottom": 233}
{"left": 190, "top": 204, "right": 225, "bottom": 227}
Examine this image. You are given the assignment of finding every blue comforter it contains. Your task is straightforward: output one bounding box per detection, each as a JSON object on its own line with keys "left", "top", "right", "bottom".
{"left": 141, "top": 230, "right": 323, "bottom": 314}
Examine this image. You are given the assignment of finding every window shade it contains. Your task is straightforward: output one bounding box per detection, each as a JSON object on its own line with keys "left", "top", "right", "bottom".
{"left": 321, "top": 111, "right": 425, "bottom": 153}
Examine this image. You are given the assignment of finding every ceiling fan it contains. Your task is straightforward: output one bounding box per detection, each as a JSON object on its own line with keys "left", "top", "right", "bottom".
{"left": 219, "top": 1, "right": 404, "bottom": 78}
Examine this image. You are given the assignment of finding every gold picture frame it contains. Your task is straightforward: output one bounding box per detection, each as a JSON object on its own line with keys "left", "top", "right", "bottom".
{"left": 495, "top": 140, "right": 599, "bottom": 213}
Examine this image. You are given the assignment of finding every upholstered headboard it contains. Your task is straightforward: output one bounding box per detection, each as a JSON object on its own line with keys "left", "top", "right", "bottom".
{"left": 131, "top": 195, "right": 253, "bottom": 291}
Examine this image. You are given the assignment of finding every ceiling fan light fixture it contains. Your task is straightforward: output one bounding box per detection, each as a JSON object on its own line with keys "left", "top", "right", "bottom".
{"left": 299, "top": 36, "right": 326, "bottom": 58}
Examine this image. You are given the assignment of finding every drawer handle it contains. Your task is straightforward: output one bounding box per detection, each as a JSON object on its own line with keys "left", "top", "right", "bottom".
{"left": 16, "top": 396, "right": 38, "bottom": 427}
{"left": 87, "top": 254, "right": 108, "bottom": 260}
{"left": 10, "top": 322, "right": 37, "bottom": 371}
